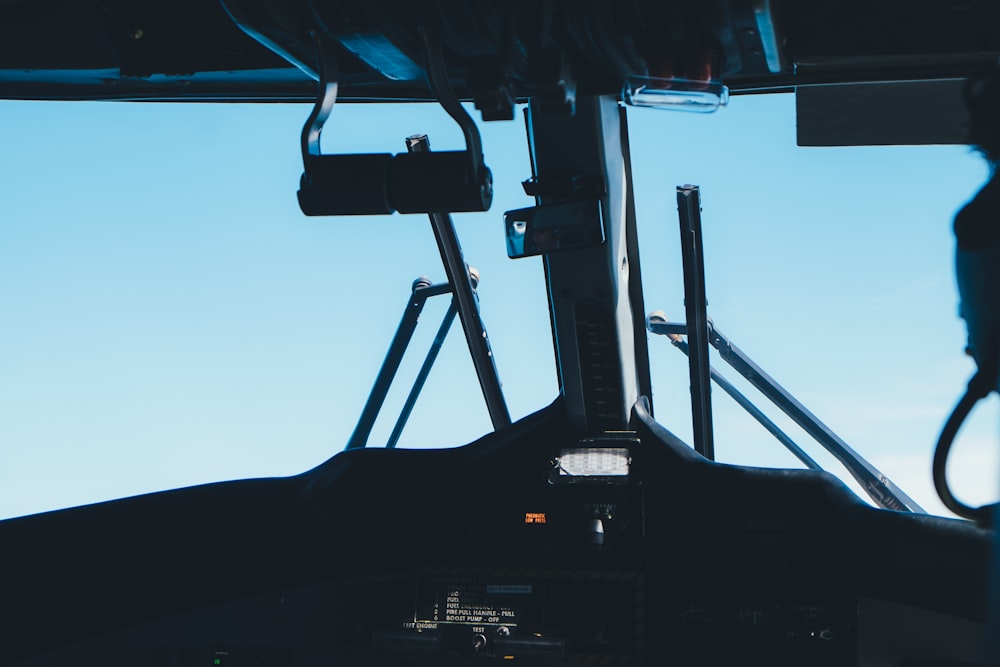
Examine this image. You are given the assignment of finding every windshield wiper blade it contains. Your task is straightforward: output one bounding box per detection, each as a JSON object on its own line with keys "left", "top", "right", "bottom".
{"left": 407, "top": 135, "right": 511, "bottom": 431}
{"left": 676, "top": 185, "right": 715, "bottom": 460}
{"left": 345, "top": 267, "right": 505, "bottom": 450}
{"left": 648, "top": 316, "right": 924, "bottom": 513}
{"left": 384, "top": 299, "right": 459, "bottom": 449}
{"left": 345, "top": 278, "right": 452, "bottom": 450}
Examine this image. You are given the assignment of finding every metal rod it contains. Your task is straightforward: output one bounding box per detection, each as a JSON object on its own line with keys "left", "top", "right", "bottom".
{"left": 406, "top": 134, "right": 511, "bottom": 430}
{"left": 344, "top": 278, "right": 451, "bottom": 450}
{"left": 676, "top": 185, "right": 714, "bottom": 460}
{"left": 385, "top": 299, "right": 459, "bottom": 449}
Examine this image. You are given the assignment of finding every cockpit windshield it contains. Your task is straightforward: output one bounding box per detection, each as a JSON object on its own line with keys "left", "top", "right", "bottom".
{"left": 1, "top": 92, "right": 995, "bottom": 520}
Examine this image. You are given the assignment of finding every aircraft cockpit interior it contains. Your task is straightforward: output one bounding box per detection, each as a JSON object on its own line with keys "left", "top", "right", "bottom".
{"left": 1, "top": 1, "right": 998, "bottom": 665}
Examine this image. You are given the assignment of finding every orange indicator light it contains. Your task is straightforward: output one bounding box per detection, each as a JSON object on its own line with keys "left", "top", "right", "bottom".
{"left": 524, "top": 512, "right": 546, "bottom": 524}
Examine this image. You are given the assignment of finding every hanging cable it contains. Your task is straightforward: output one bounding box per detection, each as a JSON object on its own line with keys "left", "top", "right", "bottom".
{"left": 933, "top": 370, "right": 997, "bottom": 527}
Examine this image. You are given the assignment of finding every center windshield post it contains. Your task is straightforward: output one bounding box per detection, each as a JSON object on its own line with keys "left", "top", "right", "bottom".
{"left": 525, "top": 97, "right": 651, "bottom": 433}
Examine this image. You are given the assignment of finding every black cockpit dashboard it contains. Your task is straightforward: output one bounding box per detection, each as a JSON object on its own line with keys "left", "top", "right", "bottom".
{"left": 3, "top": 400, "right": 988, "bottom": 666}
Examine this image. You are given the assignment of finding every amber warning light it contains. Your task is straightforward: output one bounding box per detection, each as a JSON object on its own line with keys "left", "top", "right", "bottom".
{"left": 524, "top": 513, "right": 547, "bottom": 525}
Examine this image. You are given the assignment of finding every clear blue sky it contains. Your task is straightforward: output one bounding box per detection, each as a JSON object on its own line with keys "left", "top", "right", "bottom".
{"left": 1, "top": 93, "right": 995, "bottom": 520}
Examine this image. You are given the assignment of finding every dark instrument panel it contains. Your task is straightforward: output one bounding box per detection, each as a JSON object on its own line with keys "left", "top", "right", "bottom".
{"left": 2, "top": 400, "right": 988, "bottom": 666}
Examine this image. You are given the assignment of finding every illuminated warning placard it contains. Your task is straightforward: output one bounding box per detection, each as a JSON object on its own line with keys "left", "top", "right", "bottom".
{"left": 524, "top": 512, "right": 547, "bottom": 524}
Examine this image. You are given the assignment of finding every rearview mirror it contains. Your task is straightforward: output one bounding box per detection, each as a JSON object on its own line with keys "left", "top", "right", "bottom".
{"left": 504, "top": 200, "right": 605, "bottom": 259}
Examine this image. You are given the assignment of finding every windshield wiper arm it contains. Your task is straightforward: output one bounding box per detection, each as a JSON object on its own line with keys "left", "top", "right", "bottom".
{"left": 385, "top": 297, "right": 459, "bottom": 449}
{"left": 345, "top": 278, "right": 453, "bottom": 450}
{"left": 648, "top": 316, "right": 924, "bottom": 513}
{"left": 407, "top": 134, "right": 511, "bottom": 431}
{"left": 707, "top": 322, "right": 924, "bottom": 512}
{"left": 346, "top": 267, "right": 504, "bottom": 450}
{"left": 647, "top": 313, "right": 822, "bottom": 472}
